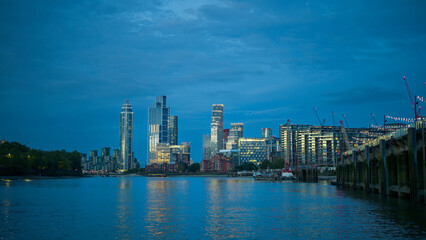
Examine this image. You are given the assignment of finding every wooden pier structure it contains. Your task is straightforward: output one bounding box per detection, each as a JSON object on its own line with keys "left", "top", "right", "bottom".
{"left": 337, "top": 120, "right": 426, "bottom": 203}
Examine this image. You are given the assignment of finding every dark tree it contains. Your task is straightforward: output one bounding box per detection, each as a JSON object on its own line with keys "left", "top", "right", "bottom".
{"left": 188, "top": 163, "right": 200, "bottom": 172}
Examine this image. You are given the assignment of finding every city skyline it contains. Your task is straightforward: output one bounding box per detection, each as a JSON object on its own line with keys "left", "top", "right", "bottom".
{"left": 1, "top": 1, "right": 426, "bottom": 162}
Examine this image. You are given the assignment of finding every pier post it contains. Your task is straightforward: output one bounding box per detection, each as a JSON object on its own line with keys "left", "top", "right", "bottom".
{"left": 397, "top": 151, "right": 401, "bottom": 197}
{"left": 422, "top": 125, "right": 426, "bottom": 204}
{"left": 365, "top": 146, "right": 370, "bottom": 192}
{"left": 380, "top": 140, "right": 389, "bottom": 196}
{"left": 342, "top": 154, "right": 345, "bottom": 187}
{"left": 408, "top": 127, "right": 419, "bottom": 202}
{"left": 353, "top": 152, "right": 357, "bottom": 189}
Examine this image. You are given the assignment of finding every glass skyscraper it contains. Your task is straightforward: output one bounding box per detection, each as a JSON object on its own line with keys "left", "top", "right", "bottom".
{"left": 119, "top": 100, "right": 133, "bottom": 170}
{"left": 169, "top": 115, "right": 178, "bottom": 146}
{"left": 261, "top": 128, "right": 272, "bottom": 139}
{"left": 148, "top": 96, "right": 170, "bottom": 164}
{"left": 210, "top": 104, "right": 224, "bottom": 157}
{"left": 203, "top": 134, "right": 211, "bottom": 160}
{"left": 226, "top": 123, "right": 244, "bottom": 150}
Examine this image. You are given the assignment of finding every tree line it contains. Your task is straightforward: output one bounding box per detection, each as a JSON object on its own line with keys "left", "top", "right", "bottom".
{"left": 0, "top": 141, "right": 82, "bottom": 176}
{"left": 235, "top": 157, "right": 286, "bottom": 171}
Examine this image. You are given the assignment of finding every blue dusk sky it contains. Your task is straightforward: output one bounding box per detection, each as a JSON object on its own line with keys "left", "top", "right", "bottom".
{"left": 1, "top": 0, "right": 426, "bottom": 163}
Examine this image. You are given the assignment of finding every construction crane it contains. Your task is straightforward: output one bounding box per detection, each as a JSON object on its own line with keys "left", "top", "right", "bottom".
{"left": 342, "top": 114, "right": 350, "bottom": 128}
{"left": 404, "top": 76, "right": 415, "bottom": 110}
{"left": 404, "top": 76, "right": 421, "bottom": 119}
{"left": 313, "top": 108, "right": 323, "bottom": 126}
{"left": 314, "top": 108, "right": 325, "bottom": 127}
{"left": 340, "top": 121, "right": 351, "bottom": 151}
{"left": 332, "top": 112, "right": 335, "bottom": 126}
{"left": 371, "top": 113, "right": 379, "bottom": 126}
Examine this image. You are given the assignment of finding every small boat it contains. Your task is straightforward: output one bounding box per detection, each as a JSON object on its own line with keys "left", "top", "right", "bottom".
{"left": 253, "top": 171, "right": 278, "bottom": 180}
{"left": 281, "top": 170, "right": 295, "bottom": 180}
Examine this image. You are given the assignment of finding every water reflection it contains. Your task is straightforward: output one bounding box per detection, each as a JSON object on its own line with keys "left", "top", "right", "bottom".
{"left": 115, "top": 177, "right": 134, "bottom": 240}
{"left": 1, "top": 176, "right": 426, "bottom": 239}
{"left": 204, "top": 178, "right": 255, "bottom": 239}
{"left": 0, "top": 200, "right": 13, "bottom": 239}
{"left": 144, "top": 180, "right": 178, "bottom": 238}
{"left": 337, "top": 187, "right": 426, "bottom": 237}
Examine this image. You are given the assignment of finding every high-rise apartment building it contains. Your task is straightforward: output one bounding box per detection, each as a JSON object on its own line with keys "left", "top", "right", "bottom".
{"left": 170, "top": 142, "right": 190, "bottom": 165}
{"left": 112, "top": 149, "right": 119, "bottom": 169}
{"left": 169, "top": 115, "right": 178, "bottom": 146}
{"left": 148, "top": 96, "right": 170, "bottom": 164}
{"left": 119, "top": 100, "right": 133, "bottom": 170}
{"left": 226, "top": 123, "right": 244, "bottom": 150}
{"left": 261, "top": 128, "right": 272, "bottom": 139}
{"left": 101, "top": 147, "right": 111, "bottom": 157}
{"left": 155, "top": 143, "right": 170, "bottom": 164}
{"left": 210, "top": 104, "right": 224, "bottom": 157}
{"left": 203, "top": 134, "right": 211, "bottom": 160}
{"left": 279, "top": 124, "right": 311, "bottom": 168}
{"left": 279, "top": 124, "right": 383, "bottom": 168}
{"left": 223, "top": 129, "right": 230, "bottom": 149}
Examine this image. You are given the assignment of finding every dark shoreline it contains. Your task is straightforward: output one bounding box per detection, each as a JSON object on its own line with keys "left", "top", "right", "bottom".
{"left": 0, "top": 175, "right": 86, "bottom": 180}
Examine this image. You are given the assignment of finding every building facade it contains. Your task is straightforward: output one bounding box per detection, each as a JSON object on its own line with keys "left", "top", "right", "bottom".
{"left": 119, "top": 100, "right": 133, "bottom": 170}
{"left": 223, "top": 129, "right": 230, "bottom": 149}
{"left": 201, "top": 153, "right": 234, "bottom": 173}
{"left": 169, "top": 115, "right": 178, "bottom": 146}
{"left": 238, "top": 138, "right": 267, "bottom": 165}
{"left": 279, "top": 124, "right": 311, "bottom": 168}
{"left": 210, "top": 104, "right": 224, "bottom": 157}
{"left": 82, "top": 148, "right": 120, "bottom": 172}
{"left": 226, "top": 123, "right": 244, "bottom": 150}
{"left": 279, "top": 124, "right": 384, "bottom": 168}
{"left": 155, "top": 143, "right": 171, "bottom": 164}
{"left": 261, "top": 128, "right": 273, "bottom": 139}
{"left": 265, "top": 137, "right": 281, "bottom": 161}
{"left": 148, "top": 96, "right": 170, "bottom": 164}
{"left": 170, "top": 142, "right": 191, "bottom": 165}
{"left": 203, "top": 134, "right": 211, "bottom": 160}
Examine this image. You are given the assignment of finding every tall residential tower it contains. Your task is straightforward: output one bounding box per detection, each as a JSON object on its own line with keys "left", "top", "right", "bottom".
{"left": 148, "top": 96, "right": 170, "bottom": 164}
{"left": 210, "top": 104, "right": 224, "bottom": 157}
{"left": 119, "top": 100, "right": 133, "bottom": 170}
{"left": 226, "top": 123, "right": 244, "bottom": 150}
{"left": 169, "top": 115, "right": 178, "bottom": 146}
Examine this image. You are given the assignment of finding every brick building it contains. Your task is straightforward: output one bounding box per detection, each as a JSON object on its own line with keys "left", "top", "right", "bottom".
{"left": 201, "top": 153, "right": 234, "bottom": 173}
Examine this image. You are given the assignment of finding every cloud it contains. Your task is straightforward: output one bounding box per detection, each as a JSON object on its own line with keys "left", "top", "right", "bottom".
{"left": 1, "top": 0, "right": 426, "bottom": 162}
{"left": 325, "top": 85, "right": 405, "bottom": 105}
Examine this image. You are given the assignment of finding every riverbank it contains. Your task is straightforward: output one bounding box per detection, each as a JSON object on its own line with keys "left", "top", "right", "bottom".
{"left": 140, "top": 172, "right": 229, "bottom": 177}
{"left": 0, "top": 175, "right": 86, "bottom": 180}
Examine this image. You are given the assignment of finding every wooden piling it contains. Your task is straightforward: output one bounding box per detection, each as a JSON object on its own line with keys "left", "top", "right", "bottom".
{"left": 408, "top": 127, "right": 419, "bottom": 202}
{"left": 381, "top": 140, "right": 389, "bottom": 195}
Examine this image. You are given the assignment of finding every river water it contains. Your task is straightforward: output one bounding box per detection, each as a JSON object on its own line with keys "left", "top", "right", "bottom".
{"left": 1, "top": 176, "right": 426, "bottom": 239}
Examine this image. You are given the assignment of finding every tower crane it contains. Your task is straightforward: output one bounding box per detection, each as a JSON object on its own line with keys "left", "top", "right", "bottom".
{"left": 342, "top": 114, "right": 350, "bottom": 128}
{"left": 332, "top": 112, "right": 335, "bottom": 126}
{"left": 314, "top": 108, "right": 325, "bottom": 127}
{"left": 371, "top": 113, "right": 379, "bottom": 126}
{"left": 404, "top": 76, "right": 421, "bottom": 119}
{"left": 313, "top": 108, "right": 323, "bottom": 126}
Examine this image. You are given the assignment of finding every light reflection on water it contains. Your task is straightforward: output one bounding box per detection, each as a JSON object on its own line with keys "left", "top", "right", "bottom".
{"left": 116, "top": 178, "right": 134, "bottom": 240}
{"left": 1, "top": 177, "right": 426, "bottom": 239}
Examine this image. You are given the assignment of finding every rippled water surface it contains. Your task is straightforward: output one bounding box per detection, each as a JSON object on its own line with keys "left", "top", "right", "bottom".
{"left": 1, "top": 176, "right": 426, "bottom": 239}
